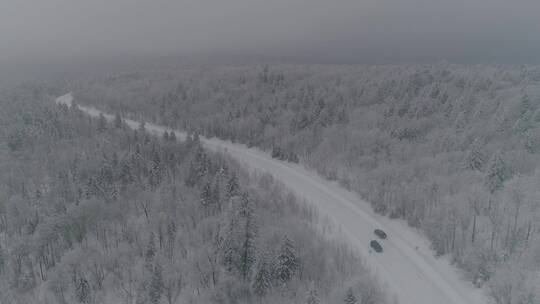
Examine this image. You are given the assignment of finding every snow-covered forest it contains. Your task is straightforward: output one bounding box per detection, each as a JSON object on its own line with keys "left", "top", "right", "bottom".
{"left": 0, "top": 85, "right": 388, "bottom": 303}
{"left": 74, "top": 64, "right": 540, "bottom": 303}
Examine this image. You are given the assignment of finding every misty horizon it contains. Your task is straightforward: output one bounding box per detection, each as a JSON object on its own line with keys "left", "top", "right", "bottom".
{"left": 1, "top": 0, "right": 540, "bottom": 69}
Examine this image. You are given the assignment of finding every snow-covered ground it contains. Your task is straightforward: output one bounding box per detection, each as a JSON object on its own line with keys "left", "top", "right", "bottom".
{"left": 56, "top": 93, "right": 489, "bottom": 304}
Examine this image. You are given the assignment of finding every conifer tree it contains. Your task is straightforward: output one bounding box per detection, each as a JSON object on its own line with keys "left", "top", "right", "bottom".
{"left": 75, "top": 277, "right": 91, "bottom": 303}
{"left": 252, "top": 257, "right": 272, "bottom": 296}
{"left": 514, "top": 96, "right": 534, "bottom": 134}
{"left": 222, "top": 198, "right": 240, "bottom": 272}
{"left": 149, "top": 150, "right": 163, "bottom": 189}
{"left": 212, "top": 178, "right": 221, "bottom": 212}
{"left": 200, "top": 181, "right": 213, "bottom": 213}
{"left": 149, "top": 264, "right": 164, "bottom": 304}
{"left": 145, "top": 233, "right": 156, "bottom": 264}
{"left": 0, "top": 244, "right": 4, "bottom": 274}
{"left": 221, "top": 194, "right": 258, "bottom": 278}
{"left": 465, "top": 138, "right": 486, "bottom": 171}
{"left": 344, "top": 287, "right": 358, "bottom": 304}
{"left": 226, "top": 173, "right": 240, "bottom": 198}
{"left": 305, "top": 282, "right": 320, "bottom": 304}
{"left": 186, "top": 145, "right": 209, "bottom": 187}
{"left": 97, "top": 113, "right": 107, "bottom": 133}
{"left": 275, "top": 235, "right": 299, "bottom": 285}
{"left": 525, "top": 131, "right": 537, "bottom": 153}
{"left": 119, "top": 160, "right": 134, "bottom": 186}
{"left": 485, "top": 150, "right": 507, "bottom": 193}
{"left": 6, "top": 129, "right": 24, "bottom": 151}
{"left": 238, "top": 193, "right": 258, "bottom": 279}
{"left": 520, "top": 94, "right": 532, "bottom": 116}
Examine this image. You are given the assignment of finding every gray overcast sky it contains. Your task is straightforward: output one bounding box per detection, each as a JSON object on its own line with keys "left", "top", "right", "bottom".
{"left": 1, "top": 0, "right": 540, "bottom": 66}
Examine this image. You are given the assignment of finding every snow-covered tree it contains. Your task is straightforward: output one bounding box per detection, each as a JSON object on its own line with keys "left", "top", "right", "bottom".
{"left": 239, "top": 194, "right": 258, "bottom": 278}
{"left": 226, "top": 172, "right": 240, "bottom": 198}
{"left": 520, "top": 94, "right": 532, "bottom": 116}
{"left": 75, "top": 277, "right": 91, "bottom": 303}
{"left": 186, "top": 145, "right": 209, "bottom": 187}
{"left": 252, "top": 253, "right": 272, "bottom": 296}
{"left": 148, "top": 150, "right": 163, "bottom": 189}
{"left": 344, "top": 287, "right": 358, "bottom": 304}
{"left": 465, "top": 138, "right": 486, "bottom": 171}
{"left": 275, "top": 235, "right": 299, "bottom": 285}
{"left": 149, "top": 264, "right": 164, "bottom": 304}
{"left": 145, "top": 233, "right": 156, "bottom": 264}
{"left": 200, "top": 180, "right": 213, "bottom": 214}
{"left": 0, "top": 245, "right": 4, "bottom": 274}
{"left": 97, "top": 113, "right": 107, "bottom": 133}
{"left": 221, "top": 194, "right": 258, "bottom": 279}
{"left": 524, "top": 131, "right": 537, "bottom": 153}
{"left": 305, "top": 282, "right": 320, "bottom": 304}
{"left": 485, "top": 150, "right": 507, "bottom": 193}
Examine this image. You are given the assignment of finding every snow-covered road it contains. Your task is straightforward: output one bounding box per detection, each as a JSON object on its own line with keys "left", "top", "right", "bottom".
{"left": 56, "top": 93, "right": 488, "bottom": 304}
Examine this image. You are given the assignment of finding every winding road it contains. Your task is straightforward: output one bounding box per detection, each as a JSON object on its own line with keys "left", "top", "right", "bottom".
{"left": 56, "top": 93, "right": 488, "bottom": 304}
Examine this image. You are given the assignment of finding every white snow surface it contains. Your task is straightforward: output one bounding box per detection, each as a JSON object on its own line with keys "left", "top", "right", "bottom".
{"left": 56, "top": 93, "right": 489, "bottom": 304}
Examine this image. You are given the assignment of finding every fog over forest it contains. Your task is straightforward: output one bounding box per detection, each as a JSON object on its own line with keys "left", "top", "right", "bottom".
{"left": 1, "top": 1, "right": 540, "bottom": 304}
{"left": 1, "top": 0, "right": 540, "bottom": 86}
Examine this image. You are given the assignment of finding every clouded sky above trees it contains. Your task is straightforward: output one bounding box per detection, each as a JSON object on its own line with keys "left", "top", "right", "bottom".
{"left": 1, "top": 0, "right": 539, "bottom": 65}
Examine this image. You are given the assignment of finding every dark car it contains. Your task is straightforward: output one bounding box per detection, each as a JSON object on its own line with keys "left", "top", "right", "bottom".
{"left": 370, "top": 240, "right": 383, "bottom": 253}
{"left": 374, "top": 229, "right": 387, "bottom": 239}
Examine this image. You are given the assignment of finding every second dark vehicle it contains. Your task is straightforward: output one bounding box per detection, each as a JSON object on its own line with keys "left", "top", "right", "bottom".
{"left": 374, "top": 229, "right": 387, "bottom": 239}
{"left": 370, "top": 240, "right": 383, "bottom": 253}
